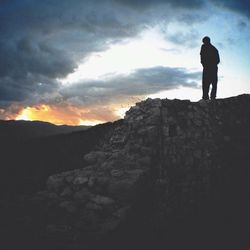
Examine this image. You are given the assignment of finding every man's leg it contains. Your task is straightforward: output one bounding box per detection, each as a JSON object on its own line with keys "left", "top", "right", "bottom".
{"left": 202, "top": 69, "right": 210, "bottom": 100}
{"left": 210, "top": 67, "right": 218, "bottom": 99}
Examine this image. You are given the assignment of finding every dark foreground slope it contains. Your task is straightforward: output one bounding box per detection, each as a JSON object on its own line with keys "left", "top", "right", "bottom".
{"left": 1, "top": 95, "right": 250, "bottom": 250}
{"left": 0, "top": 120, "right": 120, "bottom": 198}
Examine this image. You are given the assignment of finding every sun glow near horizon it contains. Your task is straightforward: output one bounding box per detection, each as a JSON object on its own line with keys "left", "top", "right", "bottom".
{"left": 16, "top": 105, "right": 50, "bottom": 121}
{"left": 14, "top": 103, "right": 129, "bottom": 126}
{"left": 15, "top": 104, "right": 92, "bottom": 126}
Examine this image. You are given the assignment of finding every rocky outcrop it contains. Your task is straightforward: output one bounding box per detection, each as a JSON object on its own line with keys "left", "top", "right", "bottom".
{"left": 23, "top": 94, "right": 250, "bottom": 248}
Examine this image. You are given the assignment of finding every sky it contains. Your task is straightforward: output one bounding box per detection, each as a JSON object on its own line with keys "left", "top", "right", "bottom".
{"left": 0, "top": 0, "right": 249, "bottom": 125}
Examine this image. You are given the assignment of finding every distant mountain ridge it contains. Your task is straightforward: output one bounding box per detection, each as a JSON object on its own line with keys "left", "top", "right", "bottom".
{"left": 0, "top": 119, "right": 90, "bottom": 139}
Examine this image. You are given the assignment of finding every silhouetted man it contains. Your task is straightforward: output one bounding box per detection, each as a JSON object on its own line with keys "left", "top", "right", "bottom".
{"left": 200, "top": 36, "right": 220, "bottom": 100}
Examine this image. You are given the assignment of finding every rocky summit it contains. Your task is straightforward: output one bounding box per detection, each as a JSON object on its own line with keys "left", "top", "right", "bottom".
{"left": 7, "top": 94, "right": 250, "bottom": 250}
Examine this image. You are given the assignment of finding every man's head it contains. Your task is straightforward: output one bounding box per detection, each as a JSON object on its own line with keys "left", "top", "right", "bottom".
{"left": 202, "top": 36, "right": 211, "bottom": 45}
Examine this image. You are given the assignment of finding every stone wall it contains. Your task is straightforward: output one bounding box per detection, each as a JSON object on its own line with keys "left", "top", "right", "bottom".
{"left": 26, "top": 94, "right": 250, "bottom": 247}
{"left": 155, "top": 95, "right": 250, "bottom": 219}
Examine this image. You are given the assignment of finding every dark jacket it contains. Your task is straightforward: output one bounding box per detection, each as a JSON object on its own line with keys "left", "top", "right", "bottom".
{"left": 200, "top": 43, "right": 220, "bottom": 68}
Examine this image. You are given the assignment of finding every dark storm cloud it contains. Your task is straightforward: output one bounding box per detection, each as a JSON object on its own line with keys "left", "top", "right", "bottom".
{"left": 177, "top": 13, "right": 205, "bottom": 25}
{"left": 0, "top": 0, "right": 205, "bottom": 111}
{"left": 238, "top": 20, "right": 247, "bottom": 30}
{"left": 0, "top": 37, "right": 75, "bottom": 79}
{"left": 211, "top": 0, "right": 250, "bottom": 19}
{"left": 113, "top": 0, "right": 205, "bottom": 10}
{"left": 0, "top": 74, "right": 59, "bottom": 104}
{"left": 0, "top": 0, "right": 143, "bottom": 105}
{"left": 167, "top": 30, "right": 200, "bottom": 48}
{"left": 59, "top": 66, "right": 200, "bottom": 106}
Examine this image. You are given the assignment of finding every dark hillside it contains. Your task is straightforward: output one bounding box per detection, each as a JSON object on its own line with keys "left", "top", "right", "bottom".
{"left": 0, "top": 120, "right": 122, "bottom": 198}
{"left": 0, "top": 120, "right": 89, "bottom": 139}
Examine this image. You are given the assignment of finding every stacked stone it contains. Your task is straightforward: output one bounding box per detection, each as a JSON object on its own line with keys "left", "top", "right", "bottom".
{"left": 30, "top": 98, "right": 163, "bottom": 243}
{"left": 27, "top": 94, "right": 250, "bottom": 245}
{"left": 156, "top": 99, "right": 218, "bottom": 216}
{"left": 156, "top": 95, "right": 250, "bottom": 219}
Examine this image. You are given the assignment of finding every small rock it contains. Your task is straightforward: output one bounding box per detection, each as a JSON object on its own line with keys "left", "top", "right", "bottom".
{"left": 110, "top": 169, "right": 124, "bottom": 177}
{"left": 101, "top": 160, "right": 114, "bottom": 170}
{"left": 73, "top": 176, "right": 89, "bottom": 185}
{"left": 84, "top": 151, "right": 106, "bottom": 164}
{"left": 139, "top": 126, "right": 158, "bottom": 136}
{"left": 91, "top": 195, "right": 115, "bottom": 206}
{"left": 110, "top": 135, "right": 126, "bottom": 145}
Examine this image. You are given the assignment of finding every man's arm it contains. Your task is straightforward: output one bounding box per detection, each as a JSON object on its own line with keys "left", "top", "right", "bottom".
{"left": 216, "top": 49, "right": 220, "bottom": 65}
{"left": 200, "top": 45, "right": 205, "bottom": 65}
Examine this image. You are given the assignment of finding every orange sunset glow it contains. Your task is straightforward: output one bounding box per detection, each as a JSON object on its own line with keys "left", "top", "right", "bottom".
{"left": 14, "top": 104, "right": 118, "bottom": 126}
